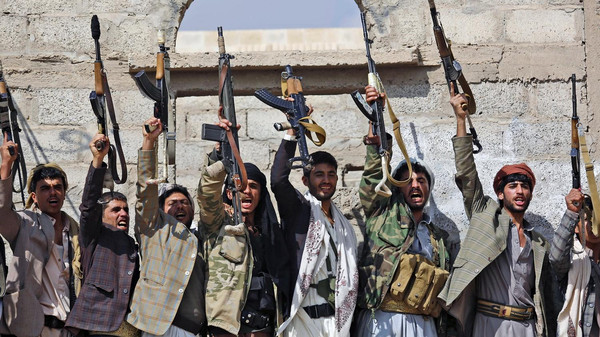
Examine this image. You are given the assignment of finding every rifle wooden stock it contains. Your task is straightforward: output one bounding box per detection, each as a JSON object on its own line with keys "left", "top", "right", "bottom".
{"left": 94, "top": 62, "right": 103, "bottom": 95}
{"left": 156, "top": 53, "right": 164, "bottom": 80}
{"left": 572, "top": 120, "right": 579, "bottom": 150}
{"left": 288, "top": 78, "right": 301, "bottom": 94}
{"left": 0, "top": 82, "right": 6, "bottom": 94}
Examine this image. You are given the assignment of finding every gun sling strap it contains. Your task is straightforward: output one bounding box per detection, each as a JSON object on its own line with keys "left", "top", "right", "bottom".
{"left": 101, "top": 75, "right": 127, "bottom": 184}
{"left": 279, "top": 75, "right": 327, "bottom": 147}
{"left": 578, "top": 130, "right": 600, "bottom": 235}
{"left": 281, "top": 76, "right": 327, "bottom": 146}
{"left": 371, "top": 73, "right": 413, "bottom": 190}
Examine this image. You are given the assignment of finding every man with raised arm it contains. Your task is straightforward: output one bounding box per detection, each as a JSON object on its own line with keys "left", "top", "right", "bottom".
{"left": 65, "top": 134, "right": 139, "bottom": 337}
{"left": 354, "top": 86, "right": 453, "bottom": 337}
{"left": 0, "top": 134, "right": 81, "bottom": 337}
{"left": 438, "top": 84, "right": 558, "bottom": 336}
{"left": 126, "top": 117, "right": 207, "bottom": 337}
{"left": 198, "top": 119, "right": 290, "bottom": 337}
{"left": 550, "top": 190, "right": 600, "bottom": 336}
{"left": 271, "top": 125, "right": 358, "bottom": 337}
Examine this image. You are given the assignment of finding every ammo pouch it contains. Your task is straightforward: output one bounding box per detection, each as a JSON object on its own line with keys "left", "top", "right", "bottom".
{"left": 382, "top": 253, "right": 449, "bottom": 318}
{"left": 247, "top": 274, "right": 276, "bottom": 313}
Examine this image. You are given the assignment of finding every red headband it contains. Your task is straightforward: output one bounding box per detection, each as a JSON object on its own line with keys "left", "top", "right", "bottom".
{"left": 493, "top": 163, "right": 536, "bottom": 192}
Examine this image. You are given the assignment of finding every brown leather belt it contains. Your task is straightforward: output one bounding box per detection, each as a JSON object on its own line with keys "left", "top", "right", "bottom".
{"left": 476, "top": 299, "right": 534, "bottom": 321}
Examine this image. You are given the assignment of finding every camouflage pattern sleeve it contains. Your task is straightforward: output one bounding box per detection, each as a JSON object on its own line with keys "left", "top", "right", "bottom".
{"left": 452, "top": 135, "right": 486, "bottom": 219}
{"left": 197, "top": 154, "right": 228, "bottom": 237}
{"left": 359, "top": 144, "right": 390, "bottom": 217}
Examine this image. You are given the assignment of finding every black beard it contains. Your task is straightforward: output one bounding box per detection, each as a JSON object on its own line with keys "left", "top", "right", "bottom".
{"left": 504, "top": 199, "right": 530, "bottom": 214}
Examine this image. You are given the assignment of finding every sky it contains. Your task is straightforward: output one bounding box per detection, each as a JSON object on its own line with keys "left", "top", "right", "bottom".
{"left": 179, "top": 0, "right": 362, "bottom": 31}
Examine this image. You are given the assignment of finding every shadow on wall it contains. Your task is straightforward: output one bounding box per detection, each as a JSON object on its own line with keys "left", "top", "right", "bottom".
{"left": 12, "top": 98, "right": 80, "bottom": 216}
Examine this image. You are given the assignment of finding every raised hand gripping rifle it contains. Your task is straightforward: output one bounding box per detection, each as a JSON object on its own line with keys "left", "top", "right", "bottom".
{"left": 89, "top": 15, "right": 127, "bottom": 185}
{"left": 201, "top": 27, "right": 247, "bottom": 235}
{"left": 571, "top": 74, "right": 600, "bottom": 235}
{"left": 428, "top": 0, "right": 482, "bottom": 154}
{"left": 350, "top": 11, "right": 413, "bottom": 198}
{"left": 254, "top": 65, "right": 326, "bottom": 170}
{"left": 0, "top": 61, "right": 27, "bottom": 206}
{"left": 133, "top": 29, "right": 175, "bottom": 184}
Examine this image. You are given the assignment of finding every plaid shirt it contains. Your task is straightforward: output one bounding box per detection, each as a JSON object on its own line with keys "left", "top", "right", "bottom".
{"left": 550, "top": 209, "right": 600, "bottom": 337}
{"left": 65, "top": 164, "right": 139, "bottom": 333}
{"left": 126, "top": 150, "right": 200, "bottom": 335}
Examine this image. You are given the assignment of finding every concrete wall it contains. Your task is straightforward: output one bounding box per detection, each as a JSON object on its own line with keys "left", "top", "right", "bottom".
{"left": 0, "top": 0, "right": 596, "bottom": 247}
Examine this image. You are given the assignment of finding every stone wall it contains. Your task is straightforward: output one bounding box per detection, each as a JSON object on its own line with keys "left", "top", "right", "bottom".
{"left": 0, "top": 0, "right": 597, "bottom": 248}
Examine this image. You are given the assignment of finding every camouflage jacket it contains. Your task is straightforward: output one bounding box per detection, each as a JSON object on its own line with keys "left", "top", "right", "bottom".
{"left": 197, "top": 155, "right": 253, "bottom": 335}
{"left": 358, "top": 145, "right": 450, "bottom": 310}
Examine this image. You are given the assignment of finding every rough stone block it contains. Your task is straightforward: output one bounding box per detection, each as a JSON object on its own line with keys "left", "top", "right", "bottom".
{"left": 505, "top": 9, "right": 583, "bottom": 44}
{"left": 29, "top": 16, "right": 90, "bottom": 53}
{"left": 505, "top": 119, "right": 570, "bottom": 157}
{"left": 0, "top": 15, "right": 27, "bottom": 52}
{"left": 111, "top": 89, "right": 155, "bottom": 128}
{"left": 498, "top": 45, "right": 586, "bottom": 80}
{"left": 246, "top": 108, "right": 286, "bottom": 140}
{"left": 37, "top": 88, "right": 96, "bottom": 125}
{"left": 468, "top": 82, "right": 529, "bottom": 117}
{"left": 21, "top": 127, "right": 89, "bottom": 163}
{"left": 433, "top": 7, "right": 504, "bottom": 45}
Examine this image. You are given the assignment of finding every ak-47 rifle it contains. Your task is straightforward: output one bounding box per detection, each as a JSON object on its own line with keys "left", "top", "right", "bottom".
{"left": 571, "top": 74, "right": 581, "bottom": 191}
{"left": 254, "top": 65, "right": 326, "bottom": 170}
{"left": 572, "top": 74, "right": 600, "bottom": 235}
{"left": 0, "top": 61, "right": 27, "bottom": 206}
{"left": 89, "top": 15, "right": 127, "bottom": 185}
{"left": 201, "top": 27, "right": 247, "bottom": 234}
{"left": 428, "top": 0, "right": 482, "bottom": 154}
{"left": 134, "top": 29, "right": 175, "bottom": 184}
{"left": 350, "top": 11, "right": 412, "bottom": 197}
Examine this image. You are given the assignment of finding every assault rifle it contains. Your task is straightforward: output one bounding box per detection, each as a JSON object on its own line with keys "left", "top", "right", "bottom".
{"left": 571, "top": 74, "right": 600, "bottom": 235}
{"left": 254, "top": 65, "right": 326, "bottom": 170}
{"left": 571, "top": 74, "right": 580, "bottom": 190}
{"left": 201, "top": 27, "right": 247, "bottom": 234}
{"left": 428, "top": 0, "right": 482, "bottom": 154}
{"left": 134, "top": 29, "right": 175, "bottom": 184}
{"left": 89, "top": 15, "right": 127, "bottom": 185}
{"left": 0, "top": 61, "right": 27, "bottom": 205}
{"left": 350, "top": 11, "right": 412, "bottom": 197}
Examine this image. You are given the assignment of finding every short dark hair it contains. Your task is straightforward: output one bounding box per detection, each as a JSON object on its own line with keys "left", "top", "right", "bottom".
{"left": 158, "top": 185, "right": 192, "bottom": 210}
{"left": 98, "top": 191, "right": 128, "bottom": 211}
{"left": 303, "top": 151, "right": 338, "bottom": 177}
{"left": 30, "top": 166, "right": 67, "bottom": 192}
{"left": 394, "top": 161, "right": 431, "bottom": 187}
{"left": 496, "top": 173, "right": 532, "bottom": 194}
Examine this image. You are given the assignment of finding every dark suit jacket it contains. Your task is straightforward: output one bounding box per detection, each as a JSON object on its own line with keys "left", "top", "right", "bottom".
{"left": 65, "top": 164, "right": 139, "bottom": 333}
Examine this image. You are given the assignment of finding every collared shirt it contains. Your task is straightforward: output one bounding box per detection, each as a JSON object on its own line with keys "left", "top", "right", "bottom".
{"left": 474, "top": 220, "right": 536, "bottom": 336}
{"left": 407, "top": 214, "right": 434, "bottom": 261}
{"left": 40, "top": 216, "right": 71, "bottom": 322}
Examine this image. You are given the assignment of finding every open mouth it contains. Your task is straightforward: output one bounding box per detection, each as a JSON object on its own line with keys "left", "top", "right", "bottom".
{"left": 410, "top": 190, "right": 423, "bottom": 203}
{"left": 241, "top": 197, "right": 253, "bottom": 208}
{"left": 116, "top": 220, "right": 128, "bottom": 230}
{"left": 320, "top": 184, "right": 332, "bottom": 193}
{"left": 514, "top": 197, "right": 526, "bottom": 207}
{"left": 175, "top": 212, "right": 187, "bottom": 221}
